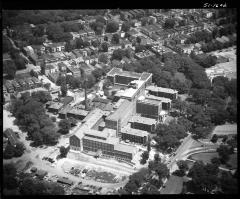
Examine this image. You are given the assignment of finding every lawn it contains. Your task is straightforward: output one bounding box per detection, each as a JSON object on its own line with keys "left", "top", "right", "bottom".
{"left": 161, "top": 175, "right": 183, "bottom": 194}
{"left": 189, "top": 152, "right": 219, "bottom": 164}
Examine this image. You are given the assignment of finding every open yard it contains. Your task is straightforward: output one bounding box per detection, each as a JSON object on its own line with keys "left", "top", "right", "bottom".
{"left": 189, "top": 152, "right": 219, "bottom": 164}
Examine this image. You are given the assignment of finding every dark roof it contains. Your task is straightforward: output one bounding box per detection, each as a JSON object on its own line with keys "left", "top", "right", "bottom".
{"left": 57, "top": 177, "right": 74, "bottom": 185}
{"left": 92, "top": 97, "right": 110, "bottom": 104}
{"left": 4, "top": 129, "right": 18, "bottom": 146}
{"left": 61, "top": 96, "right": 74, "bottom": 105}
{"left": 35, "top": 170, "right": 48, "bottom": 177}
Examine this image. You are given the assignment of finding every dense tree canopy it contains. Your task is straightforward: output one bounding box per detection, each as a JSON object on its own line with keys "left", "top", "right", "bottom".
{"left": 9, "top": 92, "right": 60, "bottom": 147}
{"left": 105, "top": 21, "right": 119, "bottom": 33}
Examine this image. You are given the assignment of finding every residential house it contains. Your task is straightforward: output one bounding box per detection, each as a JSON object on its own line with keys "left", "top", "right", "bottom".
{"left": 23, "top": 46, "right": 35, "bottom": 56}
{"left": 79, "top": 29, "right": 88, "bottom": 37}
{"left": 31, "top": 45, "right": 46, "bottom": 55}
{"left": 3, "top": 53, "right": 12, "bottom": 62}
{"left": 66, "top": 64, "right": 81, "bottom": 77}
{"left": 45, "top": 64, "right": 58, "bottom": 76}
{"left": 45, "top": 42, "right": 66, "bottom": 53}
{"left": 58, "top": 62, "right": 68, "bottom": 73}
{"left": 48, "top": 72, "right": 60, "bottom": 83}
{"left": 175, "top": 44, "right": 195, "bottom": 55}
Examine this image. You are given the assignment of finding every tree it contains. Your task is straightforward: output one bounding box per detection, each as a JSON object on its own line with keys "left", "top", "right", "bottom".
{"left": 14, "top": 142, "right": 25, "bottom": 157}
{"left": 135, "top": 45, "right": 146, "bottom": 53}
{"left": 217, "top": 145, "right": 231, "bottom": 164}
{"left": 60, "top": 83, "right": 67, "bottom": 97}
{"left": 147, "top": 141, "right": 151, "bottom": 152}
{"left": 43, "top": 83, "right": 51, "bottom": 91}
{"left": 188, "top": 161, "right": 219, "bottom": 193}
{"left": 47, "top": 183, "right": 65, "bottom": 195}
{"left": 92, "top": 68, "right": 104, "bottom": 81}
{"left": 121, "top": 22, "right": 131, "bottom": 32}
{"left": 211, "top": 134, "right": 218, "bottom": 143}
{"left": 3, "top": 163, "right": 17, "bottom": 177}
{"left": 220, "top": 171, "right": 238, "bottom": 194}
{"left": 58, "top": 119, "right": 71, "bottom": 134}
{"left": 210, "top": 157, "right": 221, "bottom": 166}
{"left": 111, "top": 33, "right": 120, "bottom": 44}
{"left": 112, "top": 49, "right": 125, "bottom": 61}
{"left": 100, "top": 42, "right": 108, "bottom": 52}
{"left": 4, "top": 176, "right": 18, "bottom": 190}
{"left": 4, "top": 60, "right": 17, "bottom": 79}
{"left": 3, "top": 144, "right": 16, "bottom": 159}
{"left": 105, "top": 21, "right": 119, "bottom": 33}
{"left": 140, "top": 151, "right": 149, "bottom": 165}
{"left": 136, "top": 36, "right": 141, "bottom": 44}
{"left": 59, "top": 146, "right": 68, "bottom": 158}
{"left": 32, "top": 91, "right": 52, "bottom": 104}
{"left": 154, "top": 153, "right": 160, "bottom": 162}
{"left": 177, "top": 160, "right": 189, "bottom": 173}
{"left": 163, "top": 19, "right": 175, "bottom": 29}
{"left": 98, "top": 53, "right": 108, "bottom": 64}
{"left": 30, "top": 69, "right": 38, "bottom": 78}
{"left": 3, "top": 163, "right": 18, "bottom": 190}
{"left": 141, "top": 17, "right": 149, "bottom": 26}
{"left": 148, "top": 160, "right": 169, "bottom": 180}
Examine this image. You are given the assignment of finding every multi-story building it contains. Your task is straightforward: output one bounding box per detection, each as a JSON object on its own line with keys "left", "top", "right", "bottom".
{"left": 66, "top": 108, "right": 89, "bottom": 120}
{"left": 136, "top": 96, "right": 162, "bottom": 120}
{"left": 105, "top": 99, "right": 134, "bottom": 137}
{"left": 129, "top": 115, "right": 157, "bottom": 133}
{"left": 107, "top": 67, "right": 152, "bottom": 88}
{"left": 146, "top": 85, "right": 178, "bottom": 100}
{"left": 146, "top": 94, "right": 172, "bottom": 111}
{"left": 121, "top": 125, "right": 149, "bottom": 145}
{"left": 47, "top": 102, "right": 64, "bottom": 114}
{"left": 69, "top": 108, "right": 137, "bottom": 162}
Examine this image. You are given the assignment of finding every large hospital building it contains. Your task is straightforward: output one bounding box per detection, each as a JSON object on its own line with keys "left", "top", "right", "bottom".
{"left": 69, "top": 68, "right": 178, "bottom": 162}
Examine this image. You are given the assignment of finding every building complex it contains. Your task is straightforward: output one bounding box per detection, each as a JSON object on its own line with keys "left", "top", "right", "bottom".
{"left": 69, "top": 68, "right": 178, "bottom": 162}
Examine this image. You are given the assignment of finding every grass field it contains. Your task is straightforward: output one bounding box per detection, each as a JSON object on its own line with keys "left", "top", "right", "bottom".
{"left": 189, "top": 152, "right": 237, "bottom": 169}
{"left": 189, "top": 152, "right": 219, "bottom": 164}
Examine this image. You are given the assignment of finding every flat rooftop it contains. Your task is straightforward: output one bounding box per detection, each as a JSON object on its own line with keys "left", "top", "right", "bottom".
{"left": 213, "top": 124, "right": 237, "bottom": 135}
{"left": 114, "top": 143, "right": 136, "bottom": 154}
{"left": 121, "top": 125, "right": 149, "bottom": 137}
{"left": 107, "top": 67, "right": 142, "bottom": 79}
{"left": 106, "top": 100, "right": 132, "bottom": 121}
{"left": 145, "top": 94, "right": 172, "bottom": 103}
{"left": 130, "top": 115, "right": 157, "bottom": 125}
{"left": 67, "top": 108, "right": 89, "bottom": 116}
{"left": 48, "top": 102, "right": 64, "bottom": 110}
{"left": 84, "top": 129, "right": 109, "bottom": 139}
{"left": 137, "top": 97, "right": 162, "bottom": 106}
{"left": 83, "top": 131, "right": 119, "bottom": 145}
{"left": 118, "top": 80, "right": 145, "bottom": 98}
{"left": 146, "top": 85, "right": 178, "bottom": 94}
{"left": 82, "top": 108, "right": 105, "bottom": 129}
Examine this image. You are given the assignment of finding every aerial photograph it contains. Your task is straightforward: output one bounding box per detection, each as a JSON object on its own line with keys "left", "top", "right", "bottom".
{"left": 2, "top": 9, "right": 237, "bottom": 195}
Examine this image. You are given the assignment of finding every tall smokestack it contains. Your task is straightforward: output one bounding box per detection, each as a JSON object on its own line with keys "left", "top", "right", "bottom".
{"left": 82, "top": 70, "right": 88, "bottom": 110}
{"left": 84, "top": 80, "right": 87, "bottom": 110}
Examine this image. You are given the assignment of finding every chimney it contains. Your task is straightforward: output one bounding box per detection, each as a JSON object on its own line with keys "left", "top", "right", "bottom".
{"left": 84, "top": 81, "right": 87, "bottom": 110}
